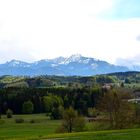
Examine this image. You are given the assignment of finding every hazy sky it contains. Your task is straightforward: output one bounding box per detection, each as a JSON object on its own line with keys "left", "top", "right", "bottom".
{"left": 0, "top": 0, "right": 140, "bottom": 65}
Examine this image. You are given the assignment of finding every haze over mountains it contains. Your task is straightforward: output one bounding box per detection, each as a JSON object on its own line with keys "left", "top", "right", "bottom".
{"left": 0, "top": 54, "right": 139, "bottom": 76}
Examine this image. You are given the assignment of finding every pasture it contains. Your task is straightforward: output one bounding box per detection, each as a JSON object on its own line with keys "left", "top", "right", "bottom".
{"left": 0, "top": 114, "right": 140, "bottom": 140}
{"left": 0, "top": 114, "right": 60, "bottom": 139}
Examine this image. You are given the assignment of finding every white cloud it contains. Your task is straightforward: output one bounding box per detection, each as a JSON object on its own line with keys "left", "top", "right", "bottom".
{"left": 116, "top": 54, "right": 140, "bottom": 68}
{"left": 0, "top": 39, "right": 33, "bottom": 63}
{"left": 0, "top": 0, "right": 140, "bottom": 65}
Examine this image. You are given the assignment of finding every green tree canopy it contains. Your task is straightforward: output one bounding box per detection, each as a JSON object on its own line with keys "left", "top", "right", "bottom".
{"left": 62, "top": 107, "right": 77, "bottom": 133}
{"left": 22, "top": 100, "right": 34, "bottom": 114}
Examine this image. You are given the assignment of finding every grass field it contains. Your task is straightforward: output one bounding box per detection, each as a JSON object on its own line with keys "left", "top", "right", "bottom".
{"left": 43, "top": 129, "right": 140, "bottom": 140}
{"left": 0, "top": 114, "right": 60, "bottom": 139}
{"left": 0, "top": 114, "right": 140, "bottom": 140}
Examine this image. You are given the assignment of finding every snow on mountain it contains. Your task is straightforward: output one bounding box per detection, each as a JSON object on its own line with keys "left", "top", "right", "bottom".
{"left": 58, "top": 54, "right": 95, "bottom": 65}
{"left": 0, "top": 54, "right": 131, "bottom": 76}
{"left": 5, "top": 60, "right": 30, "bottom": 67}
{"left": 52, "top": 57, "right": 66, "bottom": 64}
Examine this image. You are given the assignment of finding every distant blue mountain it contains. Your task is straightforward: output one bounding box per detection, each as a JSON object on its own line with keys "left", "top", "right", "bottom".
{"left": 0, "top": 54, "right": 130, "bottom": 76}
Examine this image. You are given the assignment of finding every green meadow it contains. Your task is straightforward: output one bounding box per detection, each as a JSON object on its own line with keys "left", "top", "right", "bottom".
{"left": 43, "top": 129, "right": 140, "bottom": 140}
{"left": 0, "top": 114, "right": 60, "bottom": 139}
{"left": 0, "top": 114, "right": 140, "bottom": 140}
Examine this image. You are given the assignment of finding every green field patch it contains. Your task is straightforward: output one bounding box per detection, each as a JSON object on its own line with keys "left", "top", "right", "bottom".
{"left": 42, "top": 129, "right": 140, "bottom": 140}
{"left": 0, "top": 114, "right": 61, "bottom": 139}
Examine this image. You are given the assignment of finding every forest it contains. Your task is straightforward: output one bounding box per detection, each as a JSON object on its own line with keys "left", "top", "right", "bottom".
{"left": 0, "top": 71, "right": 140, "bottom": 116}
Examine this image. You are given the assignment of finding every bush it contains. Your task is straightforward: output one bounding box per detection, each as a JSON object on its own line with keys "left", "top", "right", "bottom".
{"left": 74, "top": 116, "right": 86, "bottom": 132}
{"left": 30, "top": 119, "right": 36, "bottom": 123}
{"left": 15, "top": 118, "right": 24, "bottom": 123}
{"left": 55, "top": 125, "right": 66, "bottom": 133}
{"left": 6, "top": 109, "right": 13, "bottom": 118}
{"left": 85, "top": 121, "right": 111, "bottom": 131}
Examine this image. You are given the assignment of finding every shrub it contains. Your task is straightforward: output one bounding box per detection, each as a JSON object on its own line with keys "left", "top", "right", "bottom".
{"left": 55, "top": 125, "right": 66, "bottom": 133}
{"left": 6, "top": 109, "right": 13, "bottom": 118}
{"left": 74, "top": 116, "right": 86, "bottom": 132}
{"left": 30, "top": 119, "right": 36, "bottom": 123}
{"left": 15, "top": 118, "right": 24, "bottom": 123}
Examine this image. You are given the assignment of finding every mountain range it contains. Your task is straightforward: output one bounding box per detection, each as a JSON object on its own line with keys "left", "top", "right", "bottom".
{"left": 0, "top": 54, "right": 137, "bottom": 76}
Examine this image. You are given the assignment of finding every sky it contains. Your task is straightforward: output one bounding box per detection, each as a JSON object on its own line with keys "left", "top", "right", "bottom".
{"left": 0, "top": 0, "right": 140, "bottom": 66}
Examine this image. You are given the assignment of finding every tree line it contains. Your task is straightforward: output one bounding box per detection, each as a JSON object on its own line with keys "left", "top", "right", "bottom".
{"left": 0, "top": 87, "right": 102, "bottom": 117}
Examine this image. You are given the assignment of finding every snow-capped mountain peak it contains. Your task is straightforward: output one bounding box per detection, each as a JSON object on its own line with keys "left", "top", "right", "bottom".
{"left": 61, "top": 54, "right": 84, "bottom": 64}
{"left": 0, "top": 54, "right": 130, "bottom": 76}
{"left": 69, "top": 54, "right": 82, "bottom": 59}
{"left": 6, "top": 60, "right": 30, "bottom": 67}
{"left": 52, "top": 56, "right": 66, "bottom": 64}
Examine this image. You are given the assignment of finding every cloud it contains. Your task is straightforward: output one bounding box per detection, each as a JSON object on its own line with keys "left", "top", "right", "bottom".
{"left": 0, "top": 0, "right": 113, "bottom": 62}
{"left": 0, "top": 0, "right": 140, "bottom": 65}
{"left": 0, "top": 39, "right": 34, "bottom": 63}
{"left": 136, "top": 35, "right": 140, "bottom": 41}
{"left": 116, "top": 55, "right": 140, "bottom": 68}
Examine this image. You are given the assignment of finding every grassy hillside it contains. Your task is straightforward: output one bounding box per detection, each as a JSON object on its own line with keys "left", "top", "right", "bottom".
{"left": 0, "top": 74, "right": 119, "bottom": 88}
{"left": 43, "top": 129, "right": 140, "bottom": 140}
{"left": 0, "top": 71, "right": 140, "bottom": 88}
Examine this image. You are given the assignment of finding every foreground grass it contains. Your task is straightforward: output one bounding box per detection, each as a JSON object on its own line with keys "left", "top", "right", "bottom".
{"left": 0, "top": 114, "right": 60, "bottom": 139}
{"left": 0, "top": 114, "right": 140, "bottom": 140}
{"left": 41, "top": 129, "right": 140, "bottom": 140}
{"left": 3, "top": 128, "right": 140, "bottom": 140}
